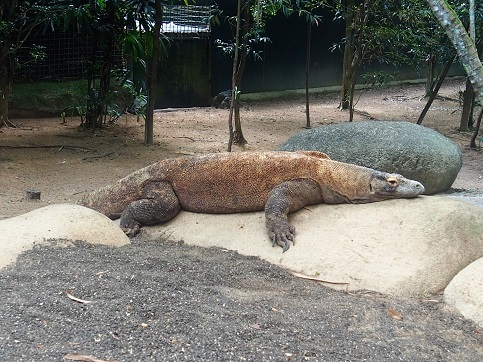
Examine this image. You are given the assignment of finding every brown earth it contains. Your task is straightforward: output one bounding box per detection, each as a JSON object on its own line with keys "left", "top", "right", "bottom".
{"left": 1, "top": 77, "right": 482, "bottom": 220}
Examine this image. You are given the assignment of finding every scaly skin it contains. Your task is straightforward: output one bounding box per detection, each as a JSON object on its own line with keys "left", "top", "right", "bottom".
{"left": 78, "top": 151, "right": 425, "bottom": 251}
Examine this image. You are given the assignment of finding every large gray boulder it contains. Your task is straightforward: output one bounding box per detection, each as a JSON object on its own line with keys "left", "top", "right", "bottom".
{"left": 277, "top": 121, "right": 462, "bottom": 194}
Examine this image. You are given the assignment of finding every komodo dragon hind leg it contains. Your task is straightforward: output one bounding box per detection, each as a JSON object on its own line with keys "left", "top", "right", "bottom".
{"left": 120, "top": 181, "right": 181, "bottom": 237}
{"left": 265, "top": 179, "right": 323, "bottom": 252}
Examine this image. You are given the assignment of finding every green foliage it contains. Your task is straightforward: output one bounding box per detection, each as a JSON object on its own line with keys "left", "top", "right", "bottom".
{"left": 363, "top": 0, "right": 453, "bottom": 70}
{"left": 261, "top": 0, "right": 325, "bottom": 24}
{"left": 122, "top": 79, "right": 148, "bottom": 120}
{"left": 344, "top": 0, "right": 482, "bottom": 73}
{"left": 360, "top": 71, "right": 394, "bottom": 87}
{"left": 215, "top": 37, "right": 270, "bottom": 61}
{"left": 46, "top": 0, "right": 162, "bottom": 129}
{"left": 214, "top": 1, "right": 271, "bottom": 62}
{"left": 215, "top": 0, "right": 324, "bottom": 63}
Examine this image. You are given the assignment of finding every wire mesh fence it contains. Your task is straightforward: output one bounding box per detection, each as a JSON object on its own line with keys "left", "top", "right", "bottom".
{"left": 15, "top": 5, "right": 213, "bottom": 81}
{"left": 163, "top": 5, "right": 212, "bottom": 38}
{"left": 16, "top": 32, "right": 125, "bottom": 81}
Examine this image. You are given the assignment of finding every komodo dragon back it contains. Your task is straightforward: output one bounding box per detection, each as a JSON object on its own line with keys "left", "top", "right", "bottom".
{"left": 78, "top": 151, "right": 424, "bottom": 250}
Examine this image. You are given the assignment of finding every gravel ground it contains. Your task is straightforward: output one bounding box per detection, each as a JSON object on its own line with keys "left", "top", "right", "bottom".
{"left": 1, "top": 238, "right": 482, "bottom": 362}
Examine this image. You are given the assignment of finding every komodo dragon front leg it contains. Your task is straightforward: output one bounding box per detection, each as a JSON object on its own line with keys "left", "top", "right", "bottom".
{"left": 265, "top": 179, "right": 323, "bottom": 252}
{"left": 120, "top": 182, "right": 181, "bottom": 236}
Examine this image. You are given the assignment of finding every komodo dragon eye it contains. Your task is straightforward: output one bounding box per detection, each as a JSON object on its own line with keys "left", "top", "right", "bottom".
{"left": 386, "top": 176, "right": 399, "bottom": 187}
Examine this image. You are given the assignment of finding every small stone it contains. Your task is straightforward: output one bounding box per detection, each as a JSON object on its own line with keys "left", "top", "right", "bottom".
{"left": 27, "top": 189, "right": 41, "bottom": 200}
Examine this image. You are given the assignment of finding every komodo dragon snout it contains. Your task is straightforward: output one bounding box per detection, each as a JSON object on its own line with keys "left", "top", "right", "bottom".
{"left": 369, "top": 172, "right": 425, "bottom": 201}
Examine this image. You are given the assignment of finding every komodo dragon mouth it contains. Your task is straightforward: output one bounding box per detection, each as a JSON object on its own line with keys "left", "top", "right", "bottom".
{"left": 369, "top": 172, "right": 425, "bottom": 199}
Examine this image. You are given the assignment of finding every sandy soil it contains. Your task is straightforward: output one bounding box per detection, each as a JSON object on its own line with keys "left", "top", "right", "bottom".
{"left": 1, "top": 79, "right": 483, "bottom": 361}
{"left": 1, "top": 78, "right": 482, "bottom": 220}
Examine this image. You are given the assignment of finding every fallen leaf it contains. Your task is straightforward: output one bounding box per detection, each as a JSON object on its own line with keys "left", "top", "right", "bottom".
{"left": 249, "top": 323, "right": 261, "bottom": 330}
{"left": 290, "top": 271, "right": 349, "bottom": 285}
{"left": 387, "top": 308, "right": 403, "bottom": 320}
{"left": 64, "top": 353, "right": 117, "bottom": 362}
{"left": 66, "top": 290, "right": 93, "bottom": 304}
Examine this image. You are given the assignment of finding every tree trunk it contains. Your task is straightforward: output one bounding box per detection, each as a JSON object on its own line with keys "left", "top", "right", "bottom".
{"left": 232, "top": 1, "right": 249, "bottom": 146}
{"left": 98, "top": 44, "right": 113, "bottom": 127}
{"left": 0, "top": 2, "right": 16, "bottom": 128}
{"left": 340, "top": 0, "right": 356, "bottom": 110}
{"left": 145, "top": 0, "right": 163, "bottom": 145}
{"left": 0, "top": 56, "right": 11, "bottom": 128}
{"left": 228, "top": 0, "right": 249, "bottom": 148}
{"left": 458, "top": 78, "right": 474, "bottom": 131}
{"left": 85, "top": 30, "right": 99, "bottom": 129}
{"left": 425, "top": 53, "right": 437, "bottom": 97}
{"left": 233, "top": 69, "right": 247, "bottom": 145}
{"left": 458, "top": 0, "right": 477, "bottom": 132}
{"left": 426, "top": 0, "right": 483, "bottom": 105}
{"left": 227, "top": 0, "right": 242, "bottom": 152}
{"left": 348, "top": 81, "right": 356, "bottom": 122}
{"left": 470, "top": 108, "right": 483, "bottom": 148}
{"left": 417, "top": 53, "right": 455, "bottom": 125}
{"left": 305, "top": 20, "right": 311, "bottom": 129}
{"left": 340, "top": 0, "right": 369, "bottom": 119}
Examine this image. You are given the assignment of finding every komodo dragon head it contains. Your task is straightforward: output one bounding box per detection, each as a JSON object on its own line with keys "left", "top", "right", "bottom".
{"left": 368, "top": 171, "right": 425, "bottom": 201}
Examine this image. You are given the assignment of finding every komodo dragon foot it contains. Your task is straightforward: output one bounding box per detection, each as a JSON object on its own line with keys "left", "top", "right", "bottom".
{"left": 120, "top": 181, "right": 181, "bottom": 237}
{"left": 267, "top": 220, "right": 296, "bottom": 252}
{"left": 265, "top": 179, "right": 323, "bottom": 252}
{"left": 121, "top": 223, "right": 141, "bottom": 237}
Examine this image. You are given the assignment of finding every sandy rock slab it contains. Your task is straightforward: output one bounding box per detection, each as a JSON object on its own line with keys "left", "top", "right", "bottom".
{"left": 0, "top": 204, "right": 130, "bottom": 269}
{"left": 143, "top": 196, "right": 483, "bottom": 297}
{"left": 444, "top": 257, "right": 483, "bottom": 328}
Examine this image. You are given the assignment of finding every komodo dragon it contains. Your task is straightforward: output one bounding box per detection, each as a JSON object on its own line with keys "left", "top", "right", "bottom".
{"left": 78, "top": 151, "right": 425, "bottom": 251}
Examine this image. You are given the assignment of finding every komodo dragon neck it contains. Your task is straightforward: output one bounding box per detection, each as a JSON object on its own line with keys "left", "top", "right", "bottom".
{"left": 315, "top": 159, "right": 423, "bottom": 204}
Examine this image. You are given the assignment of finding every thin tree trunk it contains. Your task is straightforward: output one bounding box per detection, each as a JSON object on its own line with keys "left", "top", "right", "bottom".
{"left": 233, "top": 56, "right": 247, "bottom": 146}
{"left": 98, "top": 45, "right": 113, "bottom": 127}
{"left": 340, "top": 0, "right": 368, "bottom": 120}
{"left": 348, "top": 82, "right": 355, "bottom": 122}
{"left": 145, "top": 0, "right": 163, "bottom": 145}
{"left": 458, "top": 78, "right": 474, "bottom": 131}
{"left": 458, "top": 0, "right": 476, "bottom": 132}
{"left": 470, "top": 108, "right": 483, "bottom": 148}
{"left": 0, "top": 0, "right": 15, "bottom": 127}
{"left": 416, "top": 53, "right": 456, "bottom": 125}
{"left": 305, "top": 20, "right": 311, "bottom": 129}
{"left": 85, "top": 31, "right": 99, "bottom": 129}
{"left": 340, "top": 0, "right": 355, "bottom": 110}
{"left": 425, "top": 53, "right": 437, "bottom": 97}
{"left": 233, "top": 83, "right": 247, "bottom": 145}
{"left": 426, "top": 0, "right": 483, "bottom": 106}
{"left": 348, "top": 1, "right": 368, "bottom": 122}
{"left": 232, "top": 1, "right": 249, "bottom": 146}
{"left": 0, "top": 58, "right": 11, "bottom": 128}
{"left": 227, "top": 0, "right": 242, "bottom": 151}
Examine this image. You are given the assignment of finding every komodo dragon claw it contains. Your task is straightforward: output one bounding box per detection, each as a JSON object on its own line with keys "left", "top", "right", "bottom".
{"left": 270, "top": 226, "right": 296, "bottom": 252}
{"left": 121, "top": 223, "right": 141, "bottom": 237}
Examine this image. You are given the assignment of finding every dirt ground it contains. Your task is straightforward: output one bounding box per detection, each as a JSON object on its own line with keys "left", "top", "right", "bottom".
{"left": 1, "top": 78, "right": 482, "bottom": 220}
{"left": 1, "top": 79, "right": 483, "bottom": 361}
